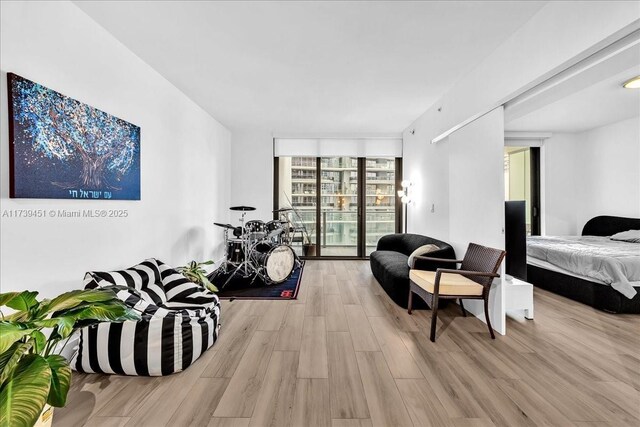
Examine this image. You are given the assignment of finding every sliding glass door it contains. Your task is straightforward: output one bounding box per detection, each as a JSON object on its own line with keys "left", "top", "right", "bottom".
{"left": 365, "top": 158, "right": 397, "bottom": 256}
{"left": 319, "top": 157, "right": 359, "bottom": 256}
{"left": 275, "top": 156, "right": 401, "bottom": 258}
{"left": 276, "top": 157, "right": 317, "bottom": 257}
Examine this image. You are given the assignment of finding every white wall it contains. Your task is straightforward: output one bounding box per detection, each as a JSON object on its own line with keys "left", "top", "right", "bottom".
{"left": 403, "top": 1, "right": 637, "bottom": 239}
{"left": 543, "top": 133, "right": 580, "bottom": 235}
{"left": 230, "top": 130, "right": 274, "bottom": 221}
{"left": 576, "top": 117, "right": 640, "bottom": 231}
{"left": 448, "top": 108, "right": 506, "bottom": 257}
{"left": 448, "top": 108, "right": 506, "bottom": 334}
{"left": 0, "top": 1, "right": 231, "bottom": 298}
{"left": 544, "top": 117, "right": 640, "bottom": 235}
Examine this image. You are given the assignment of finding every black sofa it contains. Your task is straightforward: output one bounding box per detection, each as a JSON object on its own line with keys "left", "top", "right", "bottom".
{"left": 370, "top": 233, "right": 457, "bottom": 308}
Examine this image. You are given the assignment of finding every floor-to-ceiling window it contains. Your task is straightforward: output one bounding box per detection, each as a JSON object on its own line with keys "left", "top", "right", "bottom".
{"left": 365, "top": 157, "right": 397, "bottom": 255}
{"left": 275, "top": 153, "right": 401, "bottom": 259}
{"left": 276, "top": 156, "right": 317, "bottom": 256}
{"left": 319, "top": 157, "right": 359, "bottom": 256}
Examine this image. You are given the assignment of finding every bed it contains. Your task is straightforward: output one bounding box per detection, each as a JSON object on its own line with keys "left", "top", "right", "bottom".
{"left": 526, "top": 216, "right": 640, "bottom": 313}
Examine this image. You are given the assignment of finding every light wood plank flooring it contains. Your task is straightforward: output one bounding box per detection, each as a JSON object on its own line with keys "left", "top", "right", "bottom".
{"left": 55, "top": 260, "right": 640, "bottom": 427}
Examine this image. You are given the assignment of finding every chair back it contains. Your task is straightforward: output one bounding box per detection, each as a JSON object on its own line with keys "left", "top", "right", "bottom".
{"left": 460, "top": 243, "right": 506, "bottom": 287}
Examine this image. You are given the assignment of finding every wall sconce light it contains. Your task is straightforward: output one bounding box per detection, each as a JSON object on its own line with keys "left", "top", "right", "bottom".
{"left": 398, "top": 180, "right": 412, "bottom": 204}
{"left": 398, "top": 180, "right": 412, "bottom": 233}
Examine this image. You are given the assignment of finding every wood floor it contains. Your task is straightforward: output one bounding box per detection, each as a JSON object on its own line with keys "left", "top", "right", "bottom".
{"left": 55, "top": 260, "right": 640, "bottom": 427}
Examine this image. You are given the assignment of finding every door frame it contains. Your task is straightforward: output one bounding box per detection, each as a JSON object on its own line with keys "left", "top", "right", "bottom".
{"left": 529, "top": 147, "right": 541, "bottom": 236}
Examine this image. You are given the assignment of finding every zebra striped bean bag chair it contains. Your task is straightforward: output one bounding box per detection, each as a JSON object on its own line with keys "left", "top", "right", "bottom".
{"left": 72, "top": 258, "right": 221, "bottom": 376}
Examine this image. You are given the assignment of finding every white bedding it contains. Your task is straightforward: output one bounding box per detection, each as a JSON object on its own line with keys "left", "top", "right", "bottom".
{"left": 527, "top": 235, "right": 640, "bottom": 299}
{"left": 527, "top": 257, "right": 605, "bottom": 285}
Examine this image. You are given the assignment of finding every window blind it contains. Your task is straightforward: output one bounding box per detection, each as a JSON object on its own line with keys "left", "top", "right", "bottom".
{"left": 274, "top": 137, "right": 403, "bottom": 157}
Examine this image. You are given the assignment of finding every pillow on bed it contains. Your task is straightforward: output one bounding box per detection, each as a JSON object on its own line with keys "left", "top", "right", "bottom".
{"left": 610, "top": 229, "right": 640, "bottom": 243}
{"left": 408, "top": 244, "right": 440, "bottom": 267}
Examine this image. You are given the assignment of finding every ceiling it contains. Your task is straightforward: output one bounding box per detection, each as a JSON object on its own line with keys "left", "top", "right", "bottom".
{"left": 505, "top": 42, "right": 640, "bottom": 133}
{"left": 75, "top": 1, "right": 545, "bottom": 133}
{"left": 506, "top": 67, "right": 640, "bottom": 133}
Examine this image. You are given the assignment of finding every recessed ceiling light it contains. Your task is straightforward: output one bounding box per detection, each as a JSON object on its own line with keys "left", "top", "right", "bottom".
{"left": 622, "top": 76, "right": 640, "bottom": 89}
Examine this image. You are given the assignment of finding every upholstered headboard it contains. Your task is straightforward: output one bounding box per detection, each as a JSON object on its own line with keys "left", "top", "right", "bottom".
{"left": 581, "top": 216, "right": 640, "bottom": 237}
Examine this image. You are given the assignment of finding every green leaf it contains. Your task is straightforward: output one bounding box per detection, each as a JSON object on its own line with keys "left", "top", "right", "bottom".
{"left": 0, "top": 291, "right": 39, "bottom": 312}
{"left": 0, "top": 342, "right": 33, "bottom": 386}
{"left": 0, "top": 323, "right": 34, "bottom": 355}
{"left": 3, "top": 311, "right": 30, "bottom": 323}
{"left": 69, "top": 302, "right": 141, "bottom": 323}
{"left": 201, "top": 277, "right": 219, "bottom": 293}
{"left": 0, "top": 292, "right": 21, "bottom": 307}
{"left": 29, "top": 331, "right": 47, "bottom": 355}
{"left": 54, "top": 316, "right": 76, "bottom": 340}
{"left": 0, "top": 354, "right": 52, "bottom": 427}
{"left": 200, "top": 260, "right": 215, "bottom": 266}
{"left": 33, "top": 317, "right": 75, "bottom": 340}
{"left": 44, "top": 355, "right": 71, "bottom": 407}
{"left": 38, "top": 289, "right": 116, "bottom": 316}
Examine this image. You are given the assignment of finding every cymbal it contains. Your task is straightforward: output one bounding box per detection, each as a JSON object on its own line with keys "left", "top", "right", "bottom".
{"left": 273, "top": 207, "right": 293, "bottom": 212}
{"left": 230, "top": 205, "right": 256, "bottom": 211}
{"left": 214, "top": 222, "right": 236, "bottom": 229}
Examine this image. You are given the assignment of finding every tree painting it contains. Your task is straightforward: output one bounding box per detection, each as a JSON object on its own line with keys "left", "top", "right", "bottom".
{"left": 8, "top": 73, "right": 140, "bottom": 200}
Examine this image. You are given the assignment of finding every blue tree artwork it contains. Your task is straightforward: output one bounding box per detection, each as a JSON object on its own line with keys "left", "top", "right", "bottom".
{"left": 8, "top": 73, "right": 141, "bottom": 200}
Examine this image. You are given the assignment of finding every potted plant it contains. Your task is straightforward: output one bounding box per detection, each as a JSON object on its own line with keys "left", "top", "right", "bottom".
{"left": 177, "top": 260, "right": 219, "bottom": 292}
{"left": 287, "top": 203, "right": 316, "bottom": 257}
{"left": 0, "top": 288, "right": 140, "bottom": 427}
{"left": 299, "top": 218, "right": 316, "bottom": 257}
{"left": 302, "top": 235, "right": 317, "bottom": 257}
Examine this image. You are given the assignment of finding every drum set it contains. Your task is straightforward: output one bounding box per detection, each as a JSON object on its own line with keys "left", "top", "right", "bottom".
{"left": 212, "top": 205, "right": 303, "bottom": 288}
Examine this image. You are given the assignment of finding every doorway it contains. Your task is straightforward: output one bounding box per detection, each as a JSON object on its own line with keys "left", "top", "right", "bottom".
{"left": 503, "top": 146, "right": 541, "bottom": 236}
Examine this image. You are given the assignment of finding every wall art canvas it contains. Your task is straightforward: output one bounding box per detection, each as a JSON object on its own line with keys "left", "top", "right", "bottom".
{"left": 8, "top": 73, "right": 141, "bottom": 200}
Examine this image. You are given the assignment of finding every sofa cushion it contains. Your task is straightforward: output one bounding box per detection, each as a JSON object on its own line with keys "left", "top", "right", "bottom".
{"left": 373, "top": 250, "right": 410, "bottom": 278}
{"left": 407, "top": 244, "right": 440, "bottom": 267}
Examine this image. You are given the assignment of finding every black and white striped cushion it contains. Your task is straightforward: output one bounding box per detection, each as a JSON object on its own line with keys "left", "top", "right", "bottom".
{"left": 158, "top": 260, "right": 218, "bottom": 305}
{"left": 72, "top": 258, "right": 221, "bottom": 376}
{"left": 83, "top": 259, "right": 167, "bottom": 306}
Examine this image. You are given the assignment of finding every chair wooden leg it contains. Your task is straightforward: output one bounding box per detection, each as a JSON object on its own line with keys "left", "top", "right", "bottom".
{"left": 483, "top": 296, "right": 495, "bottom": 339}
{"left": 459, "top": 299, "right": 466, "bottom": 317}
{"left": 430, "top": 294, "right": 439, "bottom": 342}
{"left": 407, "top": 288, "right": 413, "bottom": 315}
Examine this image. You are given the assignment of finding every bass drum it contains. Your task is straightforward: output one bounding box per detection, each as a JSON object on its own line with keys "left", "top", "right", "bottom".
{"left": 252, "top": 242, "right": 295, "bottom": 284}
